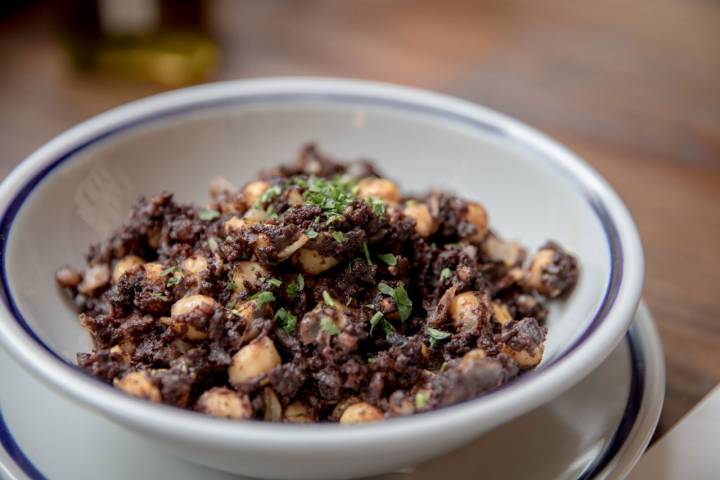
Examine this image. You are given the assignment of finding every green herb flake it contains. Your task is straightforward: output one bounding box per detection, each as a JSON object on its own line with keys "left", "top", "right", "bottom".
{"left": 322, "top": 290, "right": 336, "bottom": 307}
{"left": 303, "top": 176, "right": 358, "bottom": 222}
{"left": 227, "top": 300, "right": 237, "bottom": 310}
{"left": 166, "top": 275, "right": 182, "bottom": 288}
{"left": 267, "top": 278, "right": 282, "bottom": 287}
{"left": 363, "top": 242, "right": 373, "bottom": 266}
{"left": 199, "top": 209, "right": 220, "bottom": 221}
{"left": 274, "top": 307, "right": 298, "bottom": 334}
{"left": 249, "top": 291, "right": 275, "bottom": 308}
{"left": 153, "top": 292, "right": 169, "bottom": 302}
{"left": 382, "top": 319, "right": 396, "bottom": 335}
{"left": 439, "top": 267, "right": 452, "bottom": 281}
{"left": 331, "top": 231, "right": 347, "bottom": 243}
{"left": 369, "top": 311, "right": 384, "bottom": 336}
{"left": 378, "top": 253, "right": 397, "bottom": 266}
{"left": 287, "top": 274, "right": 304, "bottom": 298}
{"left": 426, "top": 327, "right": 452, "bottom": 348}
{"left": 226, "top": 280, "right": 238, "bottom": 290}
{"left": 161, "top": 266, "right": 180, "bottom": 277}
{"left": 377, "top": 282, "right": 395, "bottom": 297}
{"left": 415, "top": 391, "right": 429, "bottom": 409}
{"left": 367, "top": 356, "right": 378, "bottom": 364}
{"left": 305, "top": 229, "right": 319, "bottom": 239}
{"left": 257, "top": 184, "right": 282, "bottom": 206}
{"left": 377, "top": 283, "right": 413, "bottom": 322}
{"left": 320, "top": 316, "right": 341, "bottom": 336}
{"left": 368, "top": 197, "right": 385, "bottom": 216}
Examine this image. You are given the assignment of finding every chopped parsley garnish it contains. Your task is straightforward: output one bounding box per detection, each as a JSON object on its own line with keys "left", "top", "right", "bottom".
{"left": 199, "top": 209, "right": 220, "bottom": 221}
{"left": 226, "top": 280, "right": 238, "bottom": 290}
{"left": 331, "top": 231, "right": 347, "bottom": 243}
{"left": 368, "top": 197, "right": 385, "bottom": 216}
{"left": 363, "top": 242, "right": 372, "bottom": 266}
{"left": 426, "top": 327, "right": 452, "bottom": 348}
{"left": 367, "top": 356, "right": 378, "bottom": 364}
{"left": 257, "top": 184, "right": 282, "bottom": 206}
{"left": 303, "top": 175, "right": 357, "bottom": 221}
{"left": 378, "top": 253, "right": 397, "bottom": 266}
{"left": 226, "top": 300, "right": 237, "bottom": 310}
{"left": 161, "top": 266, "right": 180, "bottom": 277}
{"left": 274, "top": 308, "right": 297, "bottom": 334}
{"left": 267, "top": 278, "right": 282, "bottom": 287}
{"left": 369, "top": 311, "right": 383, "bottom": 336}
{"left": 415, "top": 391, "right": 429, "bottom": 409}
{"left": 377, "top": 282, "right": 413, "bottom": 322}
{"left": 162, "top": 266, "right": 182, "bottom": 288}
{"left": 287, "top": 274, "right": 304, "bottom": 298}
{"left": 305, "top": 229, "right": 319, "bottom": 239}
{"left": 266, "top": 204, "right": 279, "bottom": 219}
{"left": 249, "top": 291, "right": 275, "bottom": 308}
{"left": 322, "top": 290, "right": 336, "bottom": 308}
{"left": 320, "top": 316, "right": 340, "bottom": 336}
{"left": 153, "top": 292, "right": 169, "bottom": 302}
{"left": 439, "top": 267, "right": 452, "bottom": 281}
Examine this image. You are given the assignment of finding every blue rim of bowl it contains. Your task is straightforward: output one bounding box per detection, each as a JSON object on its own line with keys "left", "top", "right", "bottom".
{"left": 0, "top": 322, "right": 645, "bottom": 480}
{"left": 0, "top": 91, "right": 623, "bottom": 425}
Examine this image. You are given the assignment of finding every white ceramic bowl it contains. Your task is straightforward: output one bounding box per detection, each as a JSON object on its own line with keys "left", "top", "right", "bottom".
{"left": 0, "top": 78, "right": 643, "bottom": 479}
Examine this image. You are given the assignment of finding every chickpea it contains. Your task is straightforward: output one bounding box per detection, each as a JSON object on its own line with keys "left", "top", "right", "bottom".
{"left": 503, "top": 345, "right": 544, "bottom": 369}
{"left": 284, "top": 401, "right": 315, "bottom": 423}
{"left": 483, "top": 235, "right": 525, "bottom": 267}
{"left": 242, "top": 181, "right": 270, "bottom": 206}
{"left": 143, "top": 262, "right": 165, "bottom": 284}
{"left": 492, "top": 302, "right": 513, "bottom": 326}
{"left": 224, "top": 216, "right": 247, "bottom": 235}
{"left": 293, "top": 247, "right": 338, "bottom": 275}
{"left": 286, "top": 188, "right": 304, "bottom": 207}
{"left": 229, "top": 301, "right": 260, "bottom": 325}
{"left": 357, "top": 178, "right": 400, "bottom": 204}
{"left": 462, "top": 202, "right": 489, "bottom": 243}
{"left": 501, "top": 318, "right": 545, "bottom": 369}
{"left": 55, "top": 266, "right": 82, "bottom": 289}
{"left": 231, "top": 261, "right": 270, "bottom": 295}
{"left": 110, "top": 344, "right": 132, "bottom": 364}
{"left": 77, "top": 264, "right": 110, "bottom": 296}
{"left": 526, "top": 245, "right": 579, "bottom": 298}
{"left": 114, "top": 371, "right": 161, "bottom": 402}
{"left": 228, "top": 336, "right": 281, "bottom": 386}
{"left": 209, "top": 176, "right": 237, "bottom": 197}
{"left": 243, "top": 208, "right": 268, "bottom": 224}
{"left": 170, "top": 294, "right": 216, "bottom": 341}
{"left": 527, "top": 249, "right": 554, "bottom": 290}
{"left": 339, "top": 402, "right": 384, "bottom": 425}
{"left": 112, "top": 255, "right": 145, "bottom": 283}
{"left": 277, "top": 234, "right": 309, "bottom": 261}
{"left": 449, "top": 291, "right": 490, "bottom": 332}
{"left": 195, "top": 387, "right": 252, "bottom": 420}
{"left": 262, "top": 387, "right": 283, "bottom": 422}
{"left": 181, "top": 255, "right": 208, "bottom": 278}
{"left": 463, "top": 348, "right": 487, "bottom": 362}
{"left": 403, "top": 202, "right": 438, "bottom": 237}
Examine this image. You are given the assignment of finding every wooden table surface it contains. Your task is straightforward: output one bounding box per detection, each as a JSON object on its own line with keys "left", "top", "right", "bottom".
{"left": 1, "top": 0, "right": 719, "bottom": 439}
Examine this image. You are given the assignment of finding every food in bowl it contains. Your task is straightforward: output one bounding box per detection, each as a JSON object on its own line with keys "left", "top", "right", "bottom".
{"left": 55, "top": 144, "right": 578, "bottom": 424}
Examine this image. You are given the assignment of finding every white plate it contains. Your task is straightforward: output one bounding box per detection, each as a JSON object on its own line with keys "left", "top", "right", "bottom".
{"left": 0, "top": 303, "right": 663, "bottom": 480}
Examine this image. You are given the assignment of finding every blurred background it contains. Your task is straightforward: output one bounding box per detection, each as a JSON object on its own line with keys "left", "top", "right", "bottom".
{"left": 0, "top": 0, "right": 718, "bottom": 440}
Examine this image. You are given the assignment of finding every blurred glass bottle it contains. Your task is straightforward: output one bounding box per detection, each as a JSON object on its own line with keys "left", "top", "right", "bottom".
{"left": 59, "top": 0, "right": 219, "bottom": 86}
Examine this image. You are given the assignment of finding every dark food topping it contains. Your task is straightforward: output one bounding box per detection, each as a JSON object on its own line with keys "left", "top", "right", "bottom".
{"left": 57, "top": 143, "right": 579, "bottom": 424}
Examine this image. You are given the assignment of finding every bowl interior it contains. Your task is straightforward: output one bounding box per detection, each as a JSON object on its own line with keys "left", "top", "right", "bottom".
{"left": 4, "top": 98, "right": 610, "bottom": 366}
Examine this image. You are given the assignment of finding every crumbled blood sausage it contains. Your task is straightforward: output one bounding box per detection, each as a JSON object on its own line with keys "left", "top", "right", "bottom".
{"left": 57, "top": 144, "right": 579, "bottom": 423}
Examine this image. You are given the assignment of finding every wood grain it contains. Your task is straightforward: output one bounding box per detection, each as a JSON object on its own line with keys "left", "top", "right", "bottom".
{"left": 1, "top": 0, "right": 719, "bottom": 438}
